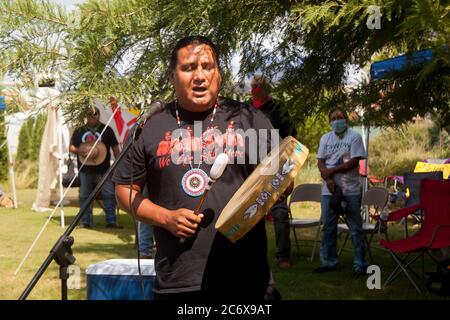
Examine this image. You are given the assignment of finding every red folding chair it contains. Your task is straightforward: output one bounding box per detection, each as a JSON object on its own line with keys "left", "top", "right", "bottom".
{"left": 380, "top": 179, "right": 450, "bottom": 294}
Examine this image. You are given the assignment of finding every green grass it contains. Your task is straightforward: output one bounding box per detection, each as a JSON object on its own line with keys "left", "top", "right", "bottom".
{"left": 0, "top": 188, "right": 137, "bottom": 300}
{"left": 274, "top": 202, "right": 450, "bottom": 300}
{"left": 0, "top": 188, "right": 449, "bottom": 300}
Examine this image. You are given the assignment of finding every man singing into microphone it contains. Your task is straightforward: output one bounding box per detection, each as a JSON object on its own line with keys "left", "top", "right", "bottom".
{"left": 113, "top": 36, "right": 276, "bottom": 300}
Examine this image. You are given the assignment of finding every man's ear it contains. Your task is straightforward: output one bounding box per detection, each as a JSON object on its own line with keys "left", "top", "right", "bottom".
{"left": 217, "top": 72, "right": 222, "bottom": 88}
{"left": 168, "top": 70, "right": 174, "bottom": 84}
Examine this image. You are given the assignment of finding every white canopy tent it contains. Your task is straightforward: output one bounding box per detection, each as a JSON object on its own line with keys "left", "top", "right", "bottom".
{"left": 32, "top": 105, "right": 70, "bottom": 222}
{"left": 2, "top": 82, "right": 70, "bottom": 217}
{"left": 31, "top": 86, "right": 70, "bottom": 228}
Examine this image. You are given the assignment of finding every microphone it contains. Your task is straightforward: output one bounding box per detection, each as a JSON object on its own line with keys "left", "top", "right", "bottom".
{"left": 180, "top": 153, "right": 229, "bottom": 243}
{"left": 206, "top": 153, "right": 229, "bottom": 190}
{"left": 136, "top": 100, "right": 165, "bottom": 127}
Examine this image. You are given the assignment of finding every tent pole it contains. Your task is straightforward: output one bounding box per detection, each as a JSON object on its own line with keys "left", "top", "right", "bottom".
{"left": 57, "top": 108, "right": 65, "bottom": 228}
{"left": 7, "top": 142, "right": 17, "bottom": 209}
{"left": 364, "top": 126, "right": 370, "bottom": 224}
{"left": 6, "top": 126, "right": 18, "bottom": 208}
{"left": 364, "top": 126, "right": 370, "bottom": 190}
{"left": 361, "top": 122, "right": 370, "bottom": 224}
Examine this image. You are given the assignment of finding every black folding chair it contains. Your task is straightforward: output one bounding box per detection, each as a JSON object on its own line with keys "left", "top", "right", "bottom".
{"left": 288, "top": 184, "right": 322, "bottom": 262}
{"left": 401, "top": 171, "right": 443, "bottom": 237}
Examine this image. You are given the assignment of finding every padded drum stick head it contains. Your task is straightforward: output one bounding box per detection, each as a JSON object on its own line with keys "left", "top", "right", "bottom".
{"left": 210, "top": 153, "right": 229, "bottom": 180}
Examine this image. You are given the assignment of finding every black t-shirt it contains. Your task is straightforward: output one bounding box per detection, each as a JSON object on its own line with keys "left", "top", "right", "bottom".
{"left": 112, "top": 97, "right": 275, "bottom": 297}
{"left": 257, "top": 99, "right": 296, "bottom": 139}
{"left": 70, "top": 123, "right": 118, "bottom": 174}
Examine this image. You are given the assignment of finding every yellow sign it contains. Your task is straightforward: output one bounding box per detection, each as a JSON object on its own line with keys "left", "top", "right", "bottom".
{"left": 414, "top": 161, "right": 450, "bottom": 179}
{"left": 128, "top": 105, "right": 141, "bottom": 116}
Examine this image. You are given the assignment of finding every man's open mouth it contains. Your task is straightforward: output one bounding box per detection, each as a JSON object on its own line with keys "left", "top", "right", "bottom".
{"left": 193, "top": 87, "right": 207, "bottom": 93}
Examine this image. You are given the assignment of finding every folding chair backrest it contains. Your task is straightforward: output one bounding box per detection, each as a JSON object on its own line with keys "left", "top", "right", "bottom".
{"left": 420, "top": 179, "right": 450, "bottom": 241}
{"left": 403, "top": 171, "right": 443, "bottom": 207}
{"left": 361, "top": 187, "right": 388, "bottom": 210}
{"left": 289, "top": 184, "right": 322, "bottom": 206}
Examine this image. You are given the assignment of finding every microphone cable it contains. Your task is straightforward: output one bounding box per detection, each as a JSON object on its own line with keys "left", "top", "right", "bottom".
{"left": 126, "top": 100, "right": 165, "bottom": 300}
{"left": 128, "top": 107, "right": 147, "bottom": 301}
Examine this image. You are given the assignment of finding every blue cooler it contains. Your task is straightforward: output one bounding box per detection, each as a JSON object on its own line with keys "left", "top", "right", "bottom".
{"left": 86, "top": 259, "right": 156, "bottom": 300}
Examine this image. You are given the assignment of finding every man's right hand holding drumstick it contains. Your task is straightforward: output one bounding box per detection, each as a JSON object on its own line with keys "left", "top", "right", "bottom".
{"left": 115, "top": 183, "right": 204, "bottom": 239}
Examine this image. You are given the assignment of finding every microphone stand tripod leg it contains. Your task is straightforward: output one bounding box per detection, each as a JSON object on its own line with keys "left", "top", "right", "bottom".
{"left": 60, "top": 266, "right": 68, "bottom": 300}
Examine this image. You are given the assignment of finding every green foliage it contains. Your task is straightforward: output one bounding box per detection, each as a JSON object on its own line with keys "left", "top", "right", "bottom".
{"left": 295, "top": 152, "right": 322, "bottom": 184}
{"left": 296, "top": 112, "right": 330, "bottom": 154}
{"left": 0, "top": 111, "right": 8, "bottom": 182}
{"left": 15, "top": 112, "right": 46, "bottom": 165}
{"left": 0, "top": 0, "right": 68, "bottom": 86}
{"left": 0, "top": 78, "right": 8, "bottom": 182}
{"left": 0, "top": 0, "right": 449, "bottom": 128}
{"left": 428, "top": 125, "right": 450, "bottom": 151}
{"left": 369, "top": 121, "right": 449, "bottom": 178}
{"left": 428, "top": 109, "right": 450, "bottom": 149}
{"left": 15, "top": 116, "right": 33, "bottom": 163}
{"left": 14, "top": 159, "right": 39, "bottom": 189}
{"left": 14, "top": 111, "right": 46, "bottom": 188}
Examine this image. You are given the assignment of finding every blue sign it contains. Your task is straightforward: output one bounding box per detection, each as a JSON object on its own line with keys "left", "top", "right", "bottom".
{"left": 370, "top": 49, "right": 434, "bottom": 80}
{"left": 0, "top": 96, "right": 5, "bottom": 110}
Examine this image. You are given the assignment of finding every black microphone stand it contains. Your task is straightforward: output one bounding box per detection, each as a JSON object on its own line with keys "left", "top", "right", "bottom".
{"left": 19, "top": 123, "right": 144, "bottom": 300}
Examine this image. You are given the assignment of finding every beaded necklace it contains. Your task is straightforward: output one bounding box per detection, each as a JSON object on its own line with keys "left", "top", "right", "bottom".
{"left": 175, "top": 99, "right": 218, "bottom": 197}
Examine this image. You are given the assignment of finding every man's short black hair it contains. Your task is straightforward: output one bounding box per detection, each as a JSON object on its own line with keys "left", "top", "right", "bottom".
{"left": 328, "top": 108, "right": 347, "bottom": 120}
{"left": 169, "top": 35, "right": 220, "bottom": 72}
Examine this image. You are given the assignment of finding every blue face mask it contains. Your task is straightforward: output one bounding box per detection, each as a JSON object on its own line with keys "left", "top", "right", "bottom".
{"left": 331, "top": 119, "right": 347, "bottom": 134}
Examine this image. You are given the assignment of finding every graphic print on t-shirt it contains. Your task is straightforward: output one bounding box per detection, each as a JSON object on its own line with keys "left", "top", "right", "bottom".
{"left": 221, "top": 121, "right": 245, "bottom": 159}
{"left": 155, "top": 121, "right": 245, "bottom": 169}
{"left": 156, "top": 131, "right": 173, "bottom": 168}
{"left": 81, "top": 130, "right": 101, "bottom": 143}
{"left": 323, "top": 141, "right": 351, "bottom": 166}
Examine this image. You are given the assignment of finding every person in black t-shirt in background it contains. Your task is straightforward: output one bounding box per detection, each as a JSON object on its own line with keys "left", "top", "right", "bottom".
{"left": 69, "top": 107, "right": 122, "bottom": 229}
{"left": 250, "top": 75, "right": 295, "bottom": 270}
{"left": 113, "top": 36, "right": 285, "bottom": 301}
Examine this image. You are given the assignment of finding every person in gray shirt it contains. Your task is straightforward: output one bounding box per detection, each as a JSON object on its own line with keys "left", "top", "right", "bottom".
{"left": 315, "top": 108, "right": 368, "bottom": 276}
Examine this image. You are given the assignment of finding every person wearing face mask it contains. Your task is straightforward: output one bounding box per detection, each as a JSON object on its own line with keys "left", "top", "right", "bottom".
{"left": 315, "top": 109, "right": 368, "bottom": 276}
